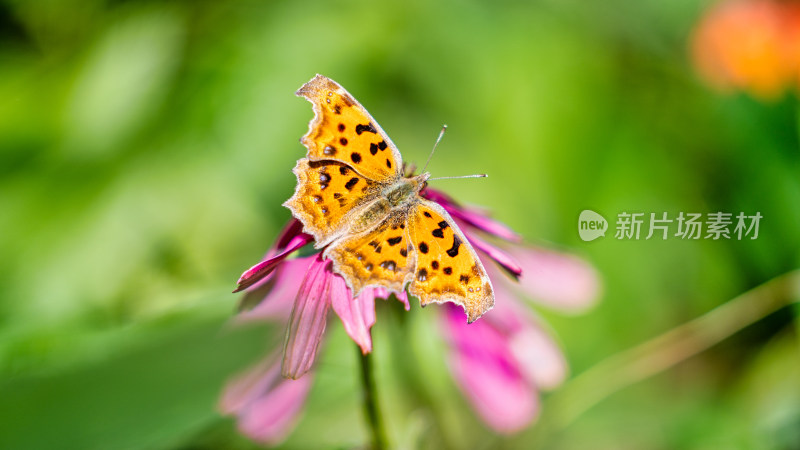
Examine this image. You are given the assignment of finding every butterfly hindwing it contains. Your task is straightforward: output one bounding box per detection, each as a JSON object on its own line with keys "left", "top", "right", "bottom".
{"left": 283, "top": 159, "right": 381, "bottom": 247}
{"left": 407, "top": 199, "right": 494, "bottom": 322}
{"left": 296, "top": 75, "right": 404, "bottom": 183}
{"left": 324, "top": 216, "right": 415, "bottom": 296}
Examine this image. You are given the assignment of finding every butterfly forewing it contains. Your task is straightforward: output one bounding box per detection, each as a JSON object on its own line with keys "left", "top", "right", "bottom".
{"left": 296, "top": 75, "right": 403, "bottom": 183}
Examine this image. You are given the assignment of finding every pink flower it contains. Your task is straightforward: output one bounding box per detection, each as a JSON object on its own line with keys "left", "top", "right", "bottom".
{"left": 233, "top": 219, "right": 410, "bottom": 377}
{"left": 221, "top": 220, "right": 408, "bottom": 444}
{"left": 223, "top": 188, "right": 600, "bottom": 443}
{"left": 424, "top": 187, "right": 601, "bottom": 433}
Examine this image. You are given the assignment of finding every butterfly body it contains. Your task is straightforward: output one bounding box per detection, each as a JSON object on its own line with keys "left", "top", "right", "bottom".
{"left": 350, "top": 173, "right": 427, "bottom": 234}
{"left": 285, "top": 75, "right": 494, "bottom": 322}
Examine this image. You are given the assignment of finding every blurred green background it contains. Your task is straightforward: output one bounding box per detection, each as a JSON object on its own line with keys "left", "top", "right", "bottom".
{"left": 1, "top": 0, "right": 799, "bottom": 448}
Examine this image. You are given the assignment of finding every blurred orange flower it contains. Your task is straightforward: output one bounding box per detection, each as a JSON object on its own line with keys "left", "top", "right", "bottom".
{"left": 691, "top": 0, "right": 800, "bottom": 99}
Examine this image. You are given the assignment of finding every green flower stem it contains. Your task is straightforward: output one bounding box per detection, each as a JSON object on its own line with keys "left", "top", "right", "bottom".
{"left": 358, "top": 346, "right": 387, "bottom": 450}
{"left": 546, "top": 269, "right": 800, "bottom": 432}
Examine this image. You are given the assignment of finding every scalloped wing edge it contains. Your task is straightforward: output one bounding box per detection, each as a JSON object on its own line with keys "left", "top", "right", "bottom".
{"left": 322, "top": 224, "right": 416, "bottom": 300}
{"left": 282, "top": 158, "right": 348, "bottom": 249}
{"left": 408, "top": 199, "right": 495, "bottom": 323}
{"left": 295, "top": 74, "right": 404, "bottom": 180}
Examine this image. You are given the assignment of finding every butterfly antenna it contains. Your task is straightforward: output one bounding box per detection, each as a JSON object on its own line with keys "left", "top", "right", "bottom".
{"left": 428, "top": 174, "right": 488, "bottom": 181}
{"left": 422, "top": 125, "right": 447, "bottom": 173}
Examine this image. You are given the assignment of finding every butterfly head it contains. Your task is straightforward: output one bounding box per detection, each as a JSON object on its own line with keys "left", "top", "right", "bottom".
{"left": 386, "top": 172, "right": 430, "bottom": 208}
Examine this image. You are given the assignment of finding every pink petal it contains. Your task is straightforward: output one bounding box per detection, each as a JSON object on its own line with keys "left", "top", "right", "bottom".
{"left": 233, "top": 234, "right": 313, "bottom": 293}
{"left": 331, "top": 275, "right": 377, "bottom": 354}
{"left": 237, "top": 256, "right": 316, "bottom": 323}
{"left": 464, "top": 229, "right": 523, "bottom": 279}
{"left": 393, "top": 288, "right": 410, "bottom": 311}
{"left": 479, "top": 263, "right": 534, "bottom": 333}
{"left": 238, "top": 376, "right": 313, "bottom": 445}
{"left": 451, "top": 208, "right": 522, "bottom": 243}
{"left": 282, "top": 254, "right": 331, "bottom": 379}
{"left": 509, "top": 247, "right": 601, "bottom": 312}
{"left": 273, "top": 218, "right": 306, "bottom": 251}
{"left": 422, "top": 188, "right": 522, "bottom": 242}
{"left": 372, "top": 287, "right": 389, "bottom": 300}
{"left": 219, "top": 355, "right": 313, "bottom": 446}
{"left": 219, "top": 356, "right": 281, "bottom": 415}
{"left": 420, "top": 186, "right": 458, "bottom": 208}
{"left": 442, "top": 305, "right": 538, "bottom": 433}
{"left": 508, "top": 325, "right": 567, "bottom": 391}
{"left": 481, "top": 263, "right": 568, "bottom": 390}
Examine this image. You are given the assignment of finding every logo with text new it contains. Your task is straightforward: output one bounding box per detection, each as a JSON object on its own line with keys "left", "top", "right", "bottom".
{"left": 579, "top": 210, "right": 608, "bottom": 241}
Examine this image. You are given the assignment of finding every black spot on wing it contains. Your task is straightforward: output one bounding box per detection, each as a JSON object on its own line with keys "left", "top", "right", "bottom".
{"left": 345, "top": 177, "right": 359, "bottom": 191}
{"left": 387, "top": 236, "right": 402, "bottom": 246}
{"left": 355, "top": 123, "right": 377, "bottom": 135}
{"left": 446, "top": 235, "right": 462, "bottom": 257}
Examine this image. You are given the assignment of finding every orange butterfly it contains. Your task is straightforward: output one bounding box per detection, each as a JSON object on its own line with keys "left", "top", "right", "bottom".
{"left": 284, "top": 75, "right": 494, "bottom": 322}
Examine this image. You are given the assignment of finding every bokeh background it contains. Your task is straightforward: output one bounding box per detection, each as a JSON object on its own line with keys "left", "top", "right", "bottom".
{"left": 2, "top": 0, "right": 799, "bottom": 448}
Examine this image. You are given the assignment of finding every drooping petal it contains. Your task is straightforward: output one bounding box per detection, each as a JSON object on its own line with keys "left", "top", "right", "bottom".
{"left": 509, "top": 247, "right": 601, "bottom": 312}
{"left": 273, "top": 218, "right": 306, "bottom": 252}
{"left": 481, "top": 263, "right": 568, "bottom": 390}
{"left": 423, "top": 188, "right": 522, "bottom": 242}
{"left": 238, "top": 374, "right": 314, "bottom": 445}
{"left": 219, "top": 356, "right": 280, "bottom": 415}
{"left": 464, "top": 228, "right": 522, "bottom": 279}
{"left": 442, "top": 304, "right": 538, "bottom": 433}
{"left": 233, "top": 233, "right": 313, "bottom": 293}
{"left": 393, "top": 288, "right": 410, "bottom": 311}
{"left": 479, "top": 262, "right": 534, "bottom": 333}
{"left": 282, "top": 254, "right": 331, "bottom": 379}
{"left": 331, "top": 274, "right": 376, "bottom": 354}
{"left": 237, "top": 256, "right": 315, "bottom": 323}
{"left": 219, "top": 355, "right": 313, "bottom": 446}
{"left": 508, "top": 325, "right": 567, "bottom": 391}
{"left": 453, "top": 207, "right": 522, "bottom": 243}
{"left": 368, "top": 286, "right": 410, "bottom": 310}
